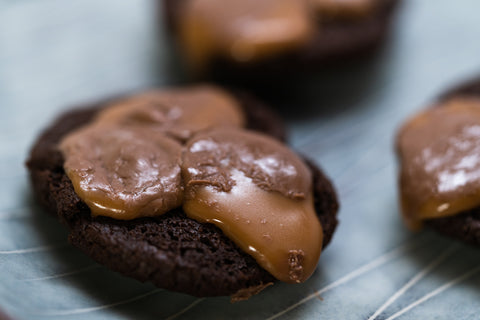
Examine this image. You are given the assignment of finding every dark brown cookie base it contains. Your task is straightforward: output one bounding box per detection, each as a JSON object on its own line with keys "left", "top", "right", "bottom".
{"left": 423, "top": 77, "right": 480, "bottom": 246}
{"left": 426, "top": 210, "right": 480, "bottom": 247}
{"left": 27, "top": 92, "right": 339, "bottom": 297}
{"left": 163, "top": 0, "right": 400, "bottom": 80}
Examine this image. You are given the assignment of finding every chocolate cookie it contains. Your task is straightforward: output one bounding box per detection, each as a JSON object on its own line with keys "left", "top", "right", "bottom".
{"left": 396, "top": 77, "right": 480, "bottom": 246}
{"left": 27, "top": 87, "right": 339, "bottom": 298}
{"left": 424, "top": 78, "right": 480, "bottom": 246}
{"left": 163, "top": 0, "right": 400, "bottom": 79}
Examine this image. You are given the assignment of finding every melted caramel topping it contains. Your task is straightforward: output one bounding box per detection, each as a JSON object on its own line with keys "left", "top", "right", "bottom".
{"left": 397, "top": 98, "right": 480, "bottom": 229}
{"left": 60, "top": 125, "right": 183, "bottom": 220}
{"left": 182, "top": 129, "right": 322, "bottom": 283}
{"left": 184, "top": 170, "right": 322, "bottom": 283}
{"left": 94, "top": 85, "right": 245, "bottom": 141}
{"left": 178, "top": 0, "right": 378, "bottom": 69}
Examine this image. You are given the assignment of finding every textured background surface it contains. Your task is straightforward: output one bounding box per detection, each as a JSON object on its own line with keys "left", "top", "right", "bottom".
{"left": 1, "top": 0, "right": 480, "bottom": 319}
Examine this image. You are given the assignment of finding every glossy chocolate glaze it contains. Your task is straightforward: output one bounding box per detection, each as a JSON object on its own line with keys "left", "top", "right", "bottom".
{"left": 398, "top": 97, "right": 480, "bottom": 229}
{"left": 60, "top": 125, "right": 183, "bottom": 220}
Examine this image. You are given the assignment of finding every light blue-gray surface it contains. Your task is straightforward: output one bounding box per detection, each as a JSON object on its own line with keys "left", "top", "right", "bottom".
{"left": 1, "top": 0, "right": 480, "bottom": 319}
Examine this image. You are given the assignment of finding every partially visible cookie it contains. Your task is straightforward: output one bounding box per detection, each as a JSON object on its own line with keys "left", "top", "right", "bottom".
{"left": 163, "top": 0, "right": 400, "bottom": 78}
{"left": 27, "top": 86, "right": 339, "bottom": 298}
{"left": 424, "top": 78, "right": 480, "bottom": 246}
{"left": 0, "top": 308, "right": 12, "bottom": 320}
{"left": 396, "top": 77, "right": 480, "bottom": 246}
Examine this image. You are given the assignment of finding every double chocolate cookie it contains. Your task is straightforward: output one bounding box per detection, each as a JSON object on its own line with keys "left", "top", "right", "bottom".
{"left": 163, "top": 0, "right": 400, "bottom": 78}
{"left": 396, "top": 77, "right": 480, "bottom": 246}
{"left": 27, "top": 86, "right": 339, "bottom": 299}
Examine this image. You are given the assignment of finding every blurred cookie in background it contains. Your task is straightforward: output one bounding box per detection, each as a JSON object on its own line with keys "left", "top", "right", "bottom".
{"left": 162, "top": 0, "right": 400, "bottom": 80}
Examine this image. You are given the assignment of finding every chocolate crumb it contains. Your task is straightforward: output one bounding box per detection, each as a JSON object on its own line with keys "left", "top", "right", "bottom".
{"left": 288, "top": 250, "right": 305, "bottom": 283}
{"left": 230, "top": 282, "right": 274, "bottom": 303}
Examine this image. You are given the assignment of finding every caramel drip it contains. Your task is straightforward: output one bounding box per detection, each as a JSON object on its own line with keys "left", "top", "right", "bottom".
{"left": 182, "top": 128, "right": 323, "bottom": 283}
{"left": 183, "top": 169, "right": 322, "bottom": 283}
{"left": 397, "top": 97, "right": 480, "bottom": 229}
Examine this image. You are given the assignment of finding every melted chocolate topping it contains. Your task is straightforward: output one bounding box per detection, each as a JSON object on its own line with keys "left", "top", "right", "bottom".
{"left": 398, "top": 97, "right": 480, "bottom": 229}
